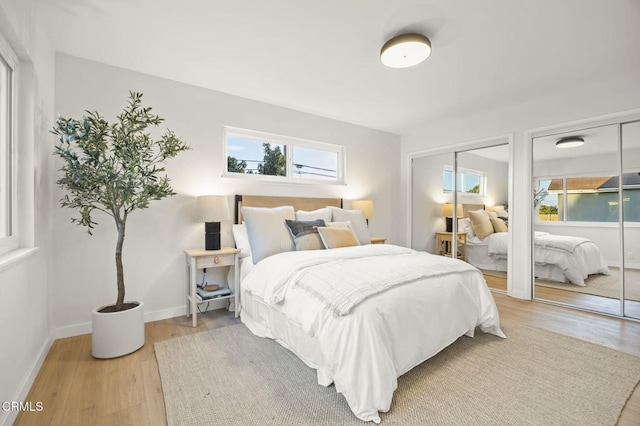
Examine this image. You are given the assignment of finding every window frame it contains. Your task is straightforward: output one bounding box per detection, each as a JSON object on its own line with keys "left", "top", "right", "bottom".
{"left": 223, "top": 126, "right": 345, "bottom": 185}
{"left": 443, "top": 165, "right": 486, "bottom": 196}
{"left": 534, "top": 172, "right": 640, "bottom": 225}
{"left": 0, "top": 32, "right": 18, "bottom": 257}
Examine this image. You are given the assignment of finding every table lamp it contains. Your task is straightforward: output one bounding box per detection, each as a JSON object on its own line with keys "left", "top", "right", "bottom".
{"left": 196, "top": 195, "right": 231, "bottom": 250}
{"left": 351, "top": 199, "right": 375, "bottom": 226}
{"left": 442, "top": 203, "right": 463, "bottom": 232}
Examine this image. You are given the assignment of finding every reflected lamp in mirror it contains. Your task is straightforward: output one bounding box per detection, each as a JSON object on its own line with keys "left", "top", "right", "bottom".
{"left": 195, "top": 195, "right": 231, "bottom": 250}
{"left": 442, "top": 203, "right": 463, "bottom": 232}
{"left": 351, "top": 199, "right": 375, "bottom": 226}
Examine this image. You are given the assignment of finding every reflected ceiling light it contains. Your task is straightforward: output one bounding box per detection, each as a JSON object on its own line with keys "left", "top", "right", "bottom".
{"left": 380, "top": 33, "right": 431, "bottom": 68}
{"left": 555, "top": 136, "right": 585, "bottom": 148}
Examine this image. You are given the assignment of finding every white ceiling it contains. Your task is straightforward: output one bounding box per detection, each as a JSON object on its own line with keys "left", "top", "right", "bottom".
{"left": 35, "top": 0, "right": 640, "bottom": 135}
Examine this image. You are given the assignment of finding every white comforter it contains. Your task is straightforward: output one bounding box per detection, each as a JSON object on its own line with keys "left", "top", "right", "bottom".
{"left": 483, "top": 231, "right": 609, "bottom": 286}
{"left": 241, "top": 244, "right": 504, "bottom": 423}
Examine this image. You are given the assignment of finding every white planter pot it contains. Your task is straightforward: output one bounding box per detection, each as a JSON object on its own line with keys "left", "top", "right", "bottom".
{"left": 92, "top": 301, "right": 145, "bottom": 359}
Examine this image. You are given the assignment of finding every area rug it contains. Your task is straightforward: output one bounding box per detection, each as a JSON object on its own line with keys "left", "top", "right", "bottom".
{"left": 536, "top": 267, "right": 640, "bottom": 301}
{"left": 482, "top": 268, "right": 640, "bottom": 301}
{"left": 155, "top": 321, "right": 640, "bottom": 425}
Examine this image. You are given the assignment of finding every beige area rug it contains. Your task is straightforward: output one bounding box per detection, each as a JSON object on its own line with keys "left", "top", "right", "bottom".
{"left": 482, "top": 268, "right": 640, "bottom": 301}
{"left": 155, "top": 321, "right": 640, "bottom": 426}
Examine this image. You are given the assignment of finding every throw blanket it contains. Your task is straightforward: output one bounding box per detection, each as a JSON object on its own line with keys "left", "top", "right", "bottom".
{"left": 294, "top": 252, "right": 478, "bottom": 316}
{"left": 535, "top": 233, "right": 591, "bottom": 254}
{"left": 487, "top": 231, "right": 592, "bottom": 256}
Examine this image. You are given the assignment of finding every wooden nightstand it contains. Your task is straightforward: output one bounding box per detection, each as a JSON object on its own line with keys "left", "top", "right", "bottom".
{"left": 371, "top": 237, "right": 386, "bottom": 244}
{"left": 184, "top": 247, "right": 240, "bottom": 327}
{"left": 435, "top": 232, "right": 467, "bottom": 261}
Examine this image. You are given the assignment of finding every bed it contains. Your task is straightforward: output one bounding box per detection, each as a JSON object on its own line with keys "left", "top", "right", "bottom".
{"left": 231, "top": 195, "right": 504, "bottom": 423}
{"left": 460, "top": 205, "right": 609, "bottom": 286}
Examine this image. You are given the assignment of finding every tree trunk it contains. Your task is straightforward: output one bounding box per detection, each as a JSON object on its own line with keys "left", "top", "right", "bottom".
{"left": 115, "top": 220, "right": 126, "bottom": 311}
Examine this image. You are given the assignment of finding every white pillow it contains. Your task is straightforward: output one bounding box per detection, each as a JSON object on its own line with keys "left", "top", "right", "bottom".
{"left": 328, "top": 207, "right": 371, "bottom": 245}
{"left": 295, "top": 208, "right": 332, "bottom": 222}
{"left": 459, "top": 218, "right": 476, "bottom": 238}
{"left": 231, "top": 224, "right": 252, "bottom": 259}
{"left": 241, "top": 206, "right": 295, "bottom": 264}
{"left": 326, "top": 221, "right": 352, "bottom": 228}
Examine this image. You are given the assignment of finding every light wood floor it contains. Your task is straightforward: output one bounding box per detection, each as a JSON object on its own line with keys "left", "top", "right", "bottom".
{"left": 16, "top": 294, "right": 640, "bottom": 425}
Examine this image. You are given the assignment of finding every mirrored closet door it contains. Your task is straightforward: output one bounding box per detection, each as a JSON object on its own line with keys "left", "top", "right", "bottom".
{"left": 532, "top": 118, "right": 640, "bottom": 319}
{"left": 411, "top": 142, "right": 510, "bottom": 292}
{"left": 622, "top": 120, "right": 640, "bottom": 319}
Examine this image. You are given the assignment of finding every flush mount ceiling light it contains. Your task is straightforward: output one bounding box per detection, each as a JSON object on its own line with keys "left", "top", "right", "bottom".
{"left": 555, "top": 136, "right": 585, "bottom": 148}
{"left": 380, "top": 33, "right": 431, "bottom": 68}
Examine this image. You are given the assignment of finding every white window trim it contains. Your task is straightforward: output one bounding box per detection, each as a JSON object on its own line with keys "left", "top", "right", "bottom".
{"left": 0, "top": 30, "right": 18, "bottom": 257}
{"left": 535, "top": 174, "right": 639, "bottom": 225}
{"left": 223, "top": 126, "right": 346, "bottom": 185}
{"left": 443, "top": 165, "right": 486, "bottom": 196}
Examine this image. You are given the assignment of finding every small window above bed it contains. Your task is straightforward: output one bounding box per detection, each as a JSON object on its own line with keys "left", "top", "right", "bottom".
{"left": 224, "top": 127, "right": 345, "bottom": 184}
{"left": 443, "top": 166, "right": 485, "bottom": 196}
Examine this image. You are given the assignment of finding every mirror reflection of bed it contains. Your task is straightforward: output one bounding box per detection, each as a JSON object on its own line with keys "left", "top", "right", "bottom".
{"left": 532, "top": 122, "right": 640, "bottom": 319}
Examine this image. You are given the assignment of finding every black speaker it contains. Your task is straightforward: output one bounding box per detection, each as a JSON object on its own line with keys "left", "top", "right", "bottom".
{"left": 205, "top": 221, "right": 221, "bottom": 250}
{"left": 446, "top": 217, "right": 453, "bottom": 233}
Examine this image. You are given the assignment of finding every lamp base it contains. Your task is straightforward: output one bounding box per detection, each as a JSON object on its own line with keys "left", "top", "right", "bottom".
{"left": 205, "top": 222, "right": 221, "bottom": 251}
{"left": 446, "top": 217, "right": 453, "bottom": 233}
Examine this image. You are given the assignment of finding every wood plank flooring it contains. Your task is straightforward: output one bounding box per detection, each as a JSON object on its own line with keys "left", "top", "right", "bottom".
{"left": 15, "top": 294, "right": 640, "bottom": 425}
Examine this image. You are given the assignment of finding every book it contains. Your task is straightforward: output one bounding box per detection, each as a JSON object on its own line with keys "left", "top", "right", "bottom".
{"left": 196, "top": 286, "right": 232, "bottom": 301}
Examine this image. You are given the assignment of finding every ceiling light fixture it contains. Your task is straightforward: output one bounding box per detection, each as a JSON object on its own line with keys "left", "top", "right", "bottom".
{"left": 380, "top": 33, "right": 431, "bottom": 68}
{"left": 555, "top": 136, "right": 585, "bottom": 148}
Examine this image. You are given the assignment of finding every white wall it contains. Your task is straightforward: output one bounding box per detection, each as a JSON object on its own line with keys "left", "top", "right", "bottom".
{"left": 401, "top": 66, "right": 640, "bottom": 299}
{"left": 53, "top": 54, "right": 401, "bottom": 336}
{"left": 0, "top": 1, "right": 55, "bottom": 425}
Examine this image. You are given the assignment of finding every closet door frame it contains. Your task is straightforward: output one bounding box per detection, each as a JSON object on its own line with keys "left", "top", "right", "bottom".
{"left": 526, "top": 109, "right": 640, "bottom": 318}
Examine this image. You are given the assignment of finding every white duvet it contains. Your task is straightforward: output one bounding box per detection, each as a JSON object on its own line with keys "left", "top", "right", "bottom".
{"left": 241, "top": 244, "right": 505, "bottom": 423}
{"left": 480, "top": 231, "right": 609, "bottom": 286}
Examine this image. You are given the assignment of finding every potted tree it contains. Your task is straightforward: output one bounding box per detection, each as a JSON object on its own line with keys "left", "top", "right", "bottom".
{"left": 53, "top": 92, "right": 190, "bottom": 358}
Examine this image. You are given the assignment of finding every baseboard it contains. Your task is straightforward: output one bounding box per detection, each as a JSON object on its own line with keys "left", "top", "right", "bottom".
{"left": 0, "top": 335, "right": 53, "bottom": 426}
{"left": 54, "top": 301, "right": 231, "bottom": 338}
{"left": 508, "top": 288, "right": 531, "bottom": 300}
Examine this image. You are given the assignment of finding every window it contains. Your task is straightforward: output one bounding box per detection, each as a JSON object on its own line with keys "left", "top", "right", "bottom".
{"left": 443, "top": 166, "right": 485, "bottom": 195}
{"left": 0, "top": 36, "right": 16, "bottom": 256}
{"left": 224, "top": 127, "right": 344, "bottom": 184}
{"left": 536, "top": 174, "right": 640, "bottom": 223}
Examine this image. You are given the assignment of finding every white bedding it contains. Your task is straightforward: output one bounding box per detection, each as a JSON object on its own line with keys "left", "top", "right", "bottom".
{"left": 467, "top": 231, "right": 609, "bottom": 286}
{"left": 240, "top": 244, "right": 504, "bottom": 423}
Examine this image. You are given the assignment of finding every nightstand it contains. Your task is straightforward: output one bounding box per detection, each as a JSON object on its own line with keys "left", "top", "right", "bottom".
{"left": 184, "top": 247, "right": 240, "bottom": 327}
{"left": 435, "top": 232, "right": 467, "bottom": 261}
{"left": 371, "top": 237, "right": 386, "bottom": 244}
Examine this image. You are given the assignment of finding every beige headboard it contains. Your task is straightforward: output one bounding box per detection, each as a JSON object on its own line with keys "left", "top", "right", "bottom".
{"left": 234, "top": 195, "right": 343, "bottom": 223}
{"left": 461, "top": 203, "right": 486, "bottom": 218}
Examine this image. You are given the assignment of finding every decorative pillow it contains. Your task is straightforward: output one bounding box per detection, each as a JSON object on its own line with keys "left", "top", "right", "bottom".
{"left": 468, "top": 210, "right": 494, "bottom": 240}
{"left": 241, "top": 206, "right": 295, "bottom": 264}
{"left": 285, "top": 219, "right": 326, "bottom": 251}
{"left": 295, "top": 208, "right": 332, "bottom": 223}
{"left": 328, "top": 207, "right": 371, "bottom": 245}
{"left": 488, "top": 211, "right": 498, "bottom": 219}
{"left": 490, "top": 217, "right": 508, "bottom": 233}
{"left": 231, "top": 223, "right": 252, "bottom": 259}
{"left": 458, "top": 218, "right": 476, "bottom": 238}
{"left": 326, "top": 221, "right": 352, "bottom": 228}
{"left": 495, "top": 209, "right": 509, "bottom": 219}
{"left": 317, "top": 226, "right": 360, "bottom": 249}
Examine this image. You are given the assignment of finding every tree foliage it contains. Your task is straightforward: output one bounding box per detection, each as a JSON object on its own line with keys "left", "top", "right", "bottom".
{"left": 258, "top": 143, "right": 286, "bottom": 176}
{"left": 52, "top": 92, "right": 190, "bottom": 311}
{"left": 227, "top": 156, "right": 247, "bottom": 173}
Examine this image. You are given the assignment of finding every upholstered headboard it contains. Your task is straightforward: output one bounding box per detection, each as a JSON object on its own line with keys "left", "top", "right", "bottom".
{"left": 461, "top": 203, "right": 486, "bottom": 217}
{"left": 234, "top": 195, "right": 343, "bottom": 224}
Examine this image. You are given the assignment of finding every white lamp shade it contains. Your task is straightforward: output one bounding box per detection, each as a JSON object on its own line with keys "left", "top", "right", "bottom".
{"left": 442, "top": 203, "right": 463, "bottom": 217}
{"left": 195, "top": 195, "right": 231, "bottom": 222}
{"left": 380, "top": 33, "right": 432, "bottom": 68}
{"left": 351, "top": 199, "right": 375, "bottom": 219}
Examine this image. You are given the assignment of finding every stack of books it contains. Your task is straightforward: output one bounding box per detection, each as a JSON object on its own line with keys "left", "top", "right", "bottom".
{"left": 196, "top": 286, "right": 232, "bottom": 301}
